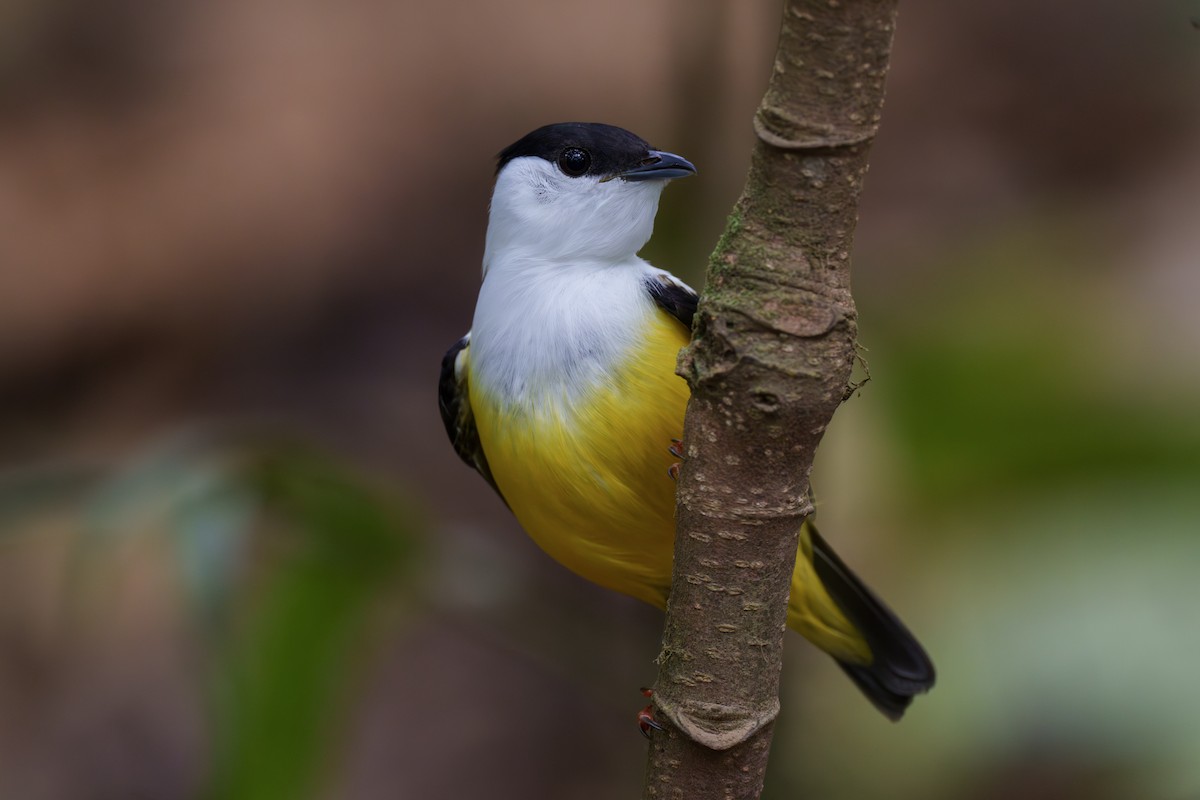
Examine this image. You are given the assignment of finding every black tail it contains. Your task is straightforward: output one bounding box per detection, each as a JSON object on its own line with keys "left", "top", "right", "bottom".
{"left": 808, "top": 524, "right": 936, "bottom": 720}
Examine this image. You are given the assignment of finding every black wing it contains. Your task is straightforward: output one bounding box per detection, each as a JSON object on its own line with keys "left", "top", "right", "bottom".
{"left": 438, "top": 334, "right": 507, "bottom": 506}
{"left": 643, "top": 272, "right": 698, "bottom": 331}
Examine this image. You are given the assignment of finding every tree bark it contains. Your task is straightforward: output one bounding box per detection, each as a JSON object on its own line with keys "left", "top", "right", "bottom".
{"left": 642, "top": 1, "right": 899, "bottom": 798}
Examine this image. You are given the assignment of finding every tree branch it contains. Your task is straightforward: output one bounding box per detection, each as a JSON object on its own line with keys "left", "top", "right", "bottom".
{"left": 642, "top": 1, "right": 899, "bottom": 798}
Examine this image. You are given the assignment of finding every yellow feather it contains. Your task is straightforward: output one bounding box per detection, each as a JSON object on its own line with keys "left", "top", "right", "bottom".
{"left": 470, "top": 307, "right": 870, "bottom": 663}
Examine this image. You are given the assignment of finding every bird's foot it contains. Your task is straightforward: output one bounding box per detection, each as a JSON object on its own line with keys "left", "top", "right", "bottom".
{"left": 667, "top": 438, "right": 684, "bottom": 481}
{"left": 638, "top": 687, "right": 663, "bottom": 738}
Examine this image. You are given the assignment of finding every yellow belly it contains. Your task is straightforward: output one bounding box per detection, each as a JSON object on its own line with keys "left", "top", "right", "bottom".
{"left": 471, "top": 309, "right": 690, "bottom": 607}
{"left": 470, "top": 308, "right": 869, "bottom": 664}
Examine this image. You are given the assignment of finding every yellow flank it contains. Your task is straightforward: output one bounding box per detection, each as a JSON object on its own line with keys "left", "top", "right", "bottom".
{"left": 470, "top": 307, "right": 871, "bottom": 664}
{"left": 790, "top": 527, "right": 872, "bottom": 663}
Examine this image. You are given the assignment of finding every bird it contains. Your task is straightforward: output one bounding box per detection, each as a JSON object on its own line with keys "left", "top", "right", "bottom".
{"left": 439, "top": 122, "right": 934, "bottom": 719}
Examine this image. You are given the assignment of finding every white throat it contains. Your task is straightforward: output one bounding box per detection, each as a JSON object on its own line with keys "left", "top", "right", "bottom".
{"left": 468, "top": 155, "right": 675, "bottom": 416}
{"left": 482, "top": 157, "right": 666, "bottom": 276}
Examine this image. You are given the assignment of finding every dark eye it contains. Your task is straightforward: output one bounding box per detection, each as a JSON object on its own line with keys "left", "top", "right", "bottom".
{"left": 557, "top": 147, "right": 591, "bottom": 177}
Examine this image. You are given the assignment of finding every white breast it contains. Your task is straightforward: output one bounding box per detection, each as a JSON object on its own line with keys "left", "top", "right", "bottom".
{"left": 469, "top": 256, "right": 657, "bottom": 417}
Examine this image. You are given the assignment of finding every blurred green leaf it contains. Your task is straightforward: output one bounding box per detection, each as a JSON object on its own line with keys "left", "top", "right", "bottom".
{"left": 860, "top": 225, "right": 1200, "bottom": 512}
{"left": 882, "top": 334, "right": 1200, "bottom": 502}
{"left": 21, "top": 433, "right": 424, "bottom": 800}
{"left": 205, "top": 443, "right": 420, "bottom": 800}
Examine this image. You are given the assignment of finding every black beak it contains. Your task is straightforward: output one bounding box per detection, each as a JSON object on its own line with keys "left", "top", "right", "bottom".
{"left": 618, "top": 150, "right": 697, "bottom": 182}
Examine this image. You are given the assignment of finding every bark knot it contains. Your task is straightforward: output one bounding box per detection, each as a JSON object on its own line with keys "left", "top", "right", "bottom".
{"left": 653, "top": 696, "right": 782, "bottom": 751}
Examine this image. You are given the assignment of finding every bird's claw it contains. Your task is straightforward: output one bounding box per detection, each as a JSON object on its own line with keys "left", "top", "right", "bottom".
{"left": 638, "top": 687, "right": 663, "bottom": 738}
{"left": 667, "top": 438, "right": 684, "bottom": 481}
{"left": 638, "top": 706, "right": 663, "bottom": 738}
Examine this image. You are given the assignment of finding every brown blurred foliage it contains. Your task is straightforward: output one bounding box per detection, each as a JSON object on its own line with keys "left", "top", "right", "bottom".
{"left": 1, "top": 0, "right": 1198, "bottom": 798}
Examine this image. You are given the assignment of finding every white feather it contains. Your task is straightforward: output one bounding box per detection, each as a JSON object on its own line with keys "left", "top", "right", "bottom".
{"left": 470, "top": 156, "right": 689, "bottom": 417}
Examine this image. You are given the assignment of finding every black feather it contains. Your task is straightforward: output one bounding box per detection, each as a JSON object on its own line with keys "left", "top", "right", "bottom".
{"left": 437, "top": 336, "right": 469, "bottom": 443}
{"left": 438, "top": 335, "right": 507, "bottom": 506}
{"left": 807, "top": 523, "right": 936, "bottom": 719}
{"left": 497, "top": 122, "right": 656, "bottom": 179}
{"left": 643, "top": 274, "right": 698, "bottom": 331}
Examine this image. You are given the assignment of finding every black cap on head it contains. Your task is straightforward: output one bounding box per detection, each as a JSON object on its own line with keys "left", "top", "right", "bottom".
{"left": 496, "top": 122, "right": 656, "bottom": 179}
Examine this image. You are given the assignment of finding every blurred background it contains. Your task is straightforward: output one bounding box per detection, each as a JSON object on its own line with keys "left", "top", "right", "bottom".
{"left": 2, "top": 0, "right": 1198, "bottom": 798}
